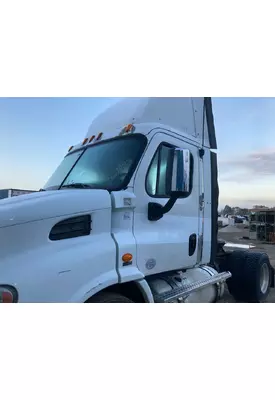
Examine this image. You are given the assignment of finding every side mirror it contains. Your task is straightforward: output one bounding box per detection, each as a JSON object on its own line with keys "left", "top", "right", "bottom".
{"left": 168, "top": 148, "right": 191, "bottom": 197}
{"left": 148, "top": 147, "right": 192, "bottom": 222}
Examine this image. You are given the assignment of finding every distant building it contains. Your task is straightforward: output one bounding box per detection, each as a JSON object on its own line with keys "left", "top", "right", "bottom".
{"left": 252, "top": 205, "right": 269, "bottom": 210}
{"left": 249, "top": 207, "right": 275, "bottom": 213}
{"left": 0, "top": 188, "right": 36, "bottom": 200}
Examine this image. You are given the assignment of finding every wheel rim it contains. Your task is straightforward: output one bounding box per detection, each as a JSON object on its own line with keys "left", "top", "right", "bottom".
{"left": 260, "top": 263, "right": 270, "bottom": 294}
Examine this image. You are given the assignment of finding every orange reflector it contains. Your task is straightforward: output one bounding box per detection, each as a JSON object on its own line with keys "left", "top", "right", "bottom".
{"left": 125, "top": 124, "right": 133, "bottom": 133}
{"left": 0, "top": 291, "right": 13, "bottom": 303}
{"left": 122, "top": 253, "right": 133, "bottom": 263}
{"left": 68, "top": 146, "right": 74, "bottom": 152}
{"left": 96, "top": 132, "right": 103, "bottom": 141}
{"left": 119, "top": 124, "right": 135, "bottom": 136}
{"left": 89, "top": 135, "right": 95, "bottom": 143}
{"left": 82, "top": 138, "right": 88, "bottom": 145}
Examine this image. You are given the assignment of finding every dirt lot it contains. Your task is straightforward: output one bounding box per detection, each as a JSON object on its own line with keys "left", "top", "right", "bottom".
{"left": 218, "top": 224, "right": 275, "bottom": 303}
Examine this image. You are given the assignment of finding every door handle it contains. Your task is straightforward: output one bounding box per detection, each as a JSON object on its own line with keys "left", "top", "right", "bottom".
{"left": 189, "top": 234, "right": 197, "bottom": 256}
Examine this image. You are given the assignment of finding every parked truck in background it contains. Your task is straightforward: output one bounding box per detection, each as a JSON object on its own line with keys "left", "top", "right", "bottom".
{"left": 0, "top": 189, "right": 36, "bottom": 200}
{"left": 0, "top": 97, "right": 273, "bottom": 303}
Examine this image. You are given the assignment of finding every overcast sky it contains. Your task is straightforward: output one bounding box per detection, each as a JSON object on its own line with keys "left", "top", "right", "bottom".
{"left": 213, "top": 98, "right": 275, "bottom": 208}
{"left": 0, "top": 97, "right": 274, "bottom": 208}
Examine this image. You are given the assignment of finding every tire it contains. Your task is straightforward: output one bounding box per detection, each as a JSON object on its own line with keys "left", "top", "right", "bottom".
{"left": 220, "top": 251, "right": 272, "bottom": 302}
{"left": 87, "top": 292, "right": 134, "bottom": 303}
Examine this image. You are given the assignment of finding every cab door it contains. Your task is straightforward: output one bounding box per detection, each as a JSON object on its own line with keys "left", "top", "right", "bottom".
{"left": 133, "top": 131, "right": 200, "bottom": 276}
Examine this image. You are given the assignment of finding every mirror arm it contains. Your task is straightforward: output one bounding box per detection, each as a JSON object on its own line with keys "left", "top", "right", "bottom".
{"left": 162, "top": 193, "right": 178, "bottom": 214}
{"left": 148, "top": 194, "right": 179, "bottom": 222}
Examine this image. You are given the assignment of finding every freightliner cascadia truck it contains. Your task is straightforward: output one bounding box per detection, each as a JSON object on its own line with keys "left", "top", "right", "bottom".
{"left": 0, "top": 97, "right": 273, "bottom": 303}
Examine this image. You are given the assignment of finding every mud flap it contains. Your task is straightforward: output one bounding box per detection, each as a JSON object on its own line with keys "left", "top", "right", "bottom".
{"left": 271, "top": 268, "right": 275, "bottom": 288}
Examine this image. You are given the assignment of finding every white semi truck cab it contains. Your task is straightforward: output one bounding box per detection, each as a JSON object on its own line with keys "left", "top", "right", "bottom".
{"left": 0, "top": 97, "right": 273, "bottom": 303}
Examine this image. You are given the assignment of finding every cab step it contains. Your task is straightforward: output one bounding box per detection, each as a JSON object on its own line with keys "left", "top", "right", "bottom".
{"left": 154, "top": 271, "right": 232, "bottom": 303}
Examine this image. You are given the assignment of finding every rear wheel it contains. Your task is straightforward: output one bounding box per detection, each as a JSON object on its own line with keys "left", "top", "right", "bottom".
{"left": 87, "top": 292, "right": 134, "bottom": 303}
{"left": 220, "top": 251, "right": 272, "bottom": 302}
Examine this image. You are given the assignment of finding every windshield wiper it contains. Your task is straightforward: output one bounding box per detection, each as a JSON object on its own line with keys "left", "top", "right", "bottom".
{"left": 60, "top": 183, "right": 95, "bottom": 189}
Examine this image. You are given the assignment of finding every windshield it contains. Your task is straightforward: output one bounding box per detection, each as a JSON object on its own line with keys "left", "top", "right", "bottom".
{"left": 43, "top": 134, "right": 147, "bottom": 191}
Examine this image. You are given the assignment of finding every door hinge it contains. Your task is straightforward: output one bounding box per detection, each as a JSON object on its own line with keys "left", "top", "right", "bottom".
{"left": 199, "top": 148, "right": 205, "bottom": 158}
{"left": 199, "top": 194, "right": 204, "bottom": 210}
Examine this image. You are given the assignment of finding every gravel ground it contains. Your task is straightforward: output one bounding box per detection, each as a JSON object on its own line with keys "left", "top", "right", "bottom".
{"left": 218, "top": 224, "right": 275, "bottom": 303}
